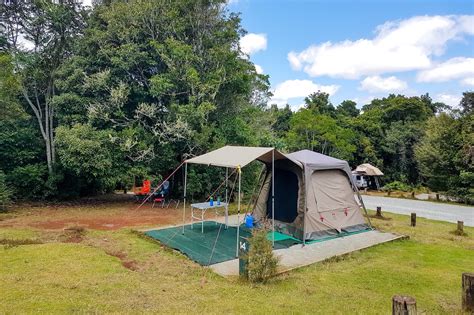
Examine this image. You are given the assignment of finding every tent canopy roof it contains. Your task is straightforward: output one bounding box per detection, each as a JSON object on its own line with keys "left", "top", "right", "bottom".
{"left": 286, "top": 149, "right": 348, "bottom": 169}
{"left": 185, "top": 146, "right": 295, "bottom": 168}
{"left": 353, "top": 163, "right": 384, "bottom": 176}
{"left": 286, "top": 149, "right": 353, "bottom": 179}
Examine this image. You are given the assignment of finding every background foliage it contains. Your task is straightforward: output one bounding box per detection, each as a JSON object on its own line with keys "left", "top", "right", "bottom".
{"left": 0, "top": 0, "right": 472, "bottom": 203}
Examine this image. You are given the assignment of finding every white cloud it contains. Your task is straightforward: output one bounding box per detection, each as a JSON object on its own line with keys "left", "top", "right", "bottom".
{"left": 435, "top": 93, "right": 462, "bottom": 108}
{"left": 288, "top": 15, "right": 474, "bottom": 79}
{"left": 461, "top": 77, "right": 474, "bottom": 86}
{"left": 417, "top": 57, "right": 474, "bottom": 82}
{"left": 360, "top": 76, "right": 408, "bottom": 93}
{"left": 254, "top": 64, "right": 264, "bottom": 74}
{"left": 240, "top": 33, "right": 267, "bottom": 56}
{"left": 270, "top": 79, "right": 339, "bottom": 107}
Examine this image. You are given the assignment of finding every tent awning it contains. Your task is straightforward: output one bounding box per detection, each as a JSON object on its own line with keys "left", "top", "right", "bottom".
{"left": 185, "top": 146, "right": 295, "bottom": 168}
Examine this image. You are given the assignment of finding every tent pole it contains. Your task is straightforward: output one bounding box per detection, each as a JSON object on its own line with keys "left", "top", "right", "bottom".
{"left": 225, "top": 167, "right": 228, "bottom": 229}
{"left": 303, "top": 173, "right": 307, "bottom": 247}
{"left": 236, "top": 166, "right": 241, "bottom": 257}
{"left": 272, "top": 149, "right": 275, "bottom": 247}
{"left": 354, "top": 181, "right": 372, "bottom": 229}
{"left": 182, "top": 163, "right": 187, "bottom": 234}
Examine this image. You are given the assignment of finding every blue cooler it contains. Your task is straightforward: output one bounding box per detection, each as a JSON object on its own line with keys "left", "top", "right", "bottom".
{"left": 245, "top": 214, "right": 254, "bottom": 228}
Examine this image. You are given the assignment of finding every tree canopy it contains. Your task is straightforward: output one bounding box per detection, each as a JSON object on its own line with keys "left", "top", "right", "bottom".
{"left": 0, "top": 0, "right": 472, "bottom": 203}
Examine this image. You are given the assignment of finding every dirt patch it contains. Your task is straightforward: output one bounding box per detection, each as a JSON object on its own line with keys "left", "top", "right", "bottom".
{"left": 122, "top": 260, "right": 139, "bottom": 271}
{"left": 0, "top": 197, "right": 183, "bottom": 231}
{"left": 61, "top": 226, "right": 86, "bottom": 243}
{"left": 29, "top": 208, "right": 180, "bottom": 230}
{"left": 105, "top": 250, "right": 139, "bottom": 271}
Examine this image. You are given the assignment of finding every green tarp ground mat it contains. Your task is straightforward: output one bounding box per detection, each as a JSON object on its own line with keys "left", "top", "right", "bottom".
{"left": 305, "top": 228, "right": 373, "bottom": 244}
{"left": 144, "top": 221, "right": 299, "bottom": 266}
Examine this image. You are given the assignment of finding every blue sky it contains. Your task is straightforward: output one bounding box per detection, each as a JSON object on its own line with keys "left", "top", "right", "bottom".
{"left": 229, "top": 0, "right": 474, "bottom": 109}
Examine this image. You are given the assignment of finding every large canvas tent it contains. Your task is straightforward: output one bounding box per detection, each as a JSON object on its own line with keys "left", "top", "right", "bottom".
{"left": 183, "top": 146, "right": 371, "bottom": 248}
{"left": 252, "top": 149, "right": 371, "bottom": 241}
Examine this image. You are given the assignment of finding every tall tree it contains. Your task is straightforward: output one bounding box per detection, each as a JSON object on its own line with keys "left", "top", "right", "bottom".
{"left": 304, "top": 91, "right": 336, "bottom": 116}
{"left": 355, "top": 94, "right": 437, "bottom": 183}
{"left": 286, "top": 108, "right": 356, "bottom": 160}
{"left": 336, "top": 100, "right": 359, "bottom": 117}
{"left": 1, "top": 0, "right": 87, "bottom": 174}
{"left": 52, "top": 0, "right": 270, "bottom": 197}
{"left": 459, "top": 91, "right": 474, "bottom": 115}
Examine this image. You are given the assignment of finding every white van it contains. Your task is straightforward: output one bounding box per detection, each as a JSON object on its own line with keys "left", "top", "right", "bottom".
{"left": 352, "top": 174, "right": 368, "bottom": 189}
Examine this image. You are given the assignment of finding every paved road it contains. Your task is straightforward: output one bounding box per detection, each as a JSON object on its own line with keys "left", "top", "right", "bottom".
{"left": 361, "top": 195, "right": 474, "bottom": 227}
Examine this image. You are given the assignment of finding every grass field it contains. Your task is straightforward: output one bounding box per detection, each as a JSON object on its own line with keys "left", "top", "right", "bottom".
{"left": 1, "top": 199, "right": 473, "bottom": 314}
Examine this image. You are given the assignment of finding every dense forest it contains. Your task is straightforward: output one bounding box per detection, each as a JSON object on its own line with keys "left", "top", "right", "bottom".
{"left": 0, "top": 0, "right": 473, "bottom": 204}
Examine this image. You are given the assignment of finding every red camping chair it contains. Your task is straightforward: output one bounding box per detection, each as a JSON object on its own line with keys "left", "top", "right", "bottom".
{"left": 134, "top": 179, "right": 151, "bottom": 201}
{"left": 152, "top": 180, "right": 180, "bottom": 208}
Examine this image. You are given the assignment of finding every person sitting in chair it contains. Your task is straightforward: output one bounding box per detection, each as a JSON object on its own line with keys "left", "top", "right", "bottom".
{"left": 152, "top": 180, "right": 170, "bottom": 208}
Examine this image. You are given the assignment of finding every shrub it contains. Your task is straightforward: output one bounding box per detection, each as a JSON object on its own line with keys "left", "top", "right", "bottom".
{"left": 382, "top": 181, "right": 413, "bottom": 192}
{"left": 243, "top": 228, "right": 279, "bottom": 283}
{"left": 7, "top": 164, "right": 48, "bottom": 199}
{"left": 0, "top": 171, "right": 11, "bottom": 210}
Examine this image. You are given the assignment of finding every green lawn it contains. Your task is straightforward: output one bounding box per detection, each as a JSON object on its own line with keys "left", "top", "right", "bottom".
{"left": 1, "top": 208, "right": 473, "bottom": 314}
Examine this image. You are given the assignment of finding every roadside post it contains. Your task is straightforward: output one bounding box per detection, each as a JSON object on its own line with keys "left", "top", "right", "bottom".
{"left": 457, "top": 221, "right": 464, "bottom": 235}
{"left": 462, "top": 273, "right": 474, "bottom": 312}
{"left": 392, "top": 295, "right": 416, "bottom": 315}
{"left": 376, "top": 206, "right": 382, "bottom": 217}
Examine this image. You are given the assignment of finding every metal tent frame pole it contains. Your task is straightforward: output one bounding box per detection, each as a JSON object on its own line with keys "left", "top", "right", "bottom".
{"left": 236, "top": 166, "right": 241, "bottom": 257}
{"left": 303, "top": 172, "right": 307, "bottom": 247}
{"left": 225, "top": 167, "right": 228, "bottom": 229}
{"left": 351, "top": 176, "right": 372, "bottom": 229}
{"left": 272, "top": 149, "right": 275, "bottom": 247}
{"left": 182, "top": 162, "right": 187, "bottom": 234}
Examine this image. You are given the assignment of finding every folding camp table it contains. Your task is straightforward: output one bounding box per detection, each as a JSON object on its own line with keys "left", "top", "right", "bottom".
{"left": 190, "top": 202, "right": 228, "bottom": 233}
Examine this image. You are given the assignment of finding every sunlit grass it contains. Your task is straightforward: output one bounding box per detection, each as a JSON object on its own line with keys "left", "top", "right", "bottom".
{"left": 1, "top": 207, "right": 473, "bottom": 313}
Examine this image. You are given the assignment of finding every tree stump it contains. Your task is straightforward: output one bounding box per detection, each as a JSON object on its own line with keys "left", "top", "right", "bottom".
{"left": 392, "top": 295, "right": 416, "bottom": 315}
{"left": 376, "top": 206, "right": 383, "bottom": 217}
{"left": 457, "top": 221, "right": 464, "bottom": 235}
{"left": 463, "top": 273, "right": 474, "bottom": 312}
{"left": 411, "top": 213, "right": 416, "bottom": 227}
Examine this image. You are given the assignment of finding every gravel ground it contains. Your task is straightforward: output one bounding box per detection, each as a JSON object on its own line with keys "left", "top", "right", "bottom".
{"left": 362, "top": 195, "right": 474, "bottom": 227}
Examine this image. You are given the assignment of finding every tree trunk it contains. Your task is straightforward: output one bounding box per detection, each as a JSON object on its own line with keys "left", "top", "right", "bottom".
{"left": 21, "top": 86, "right": 55, "bottom": 175}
